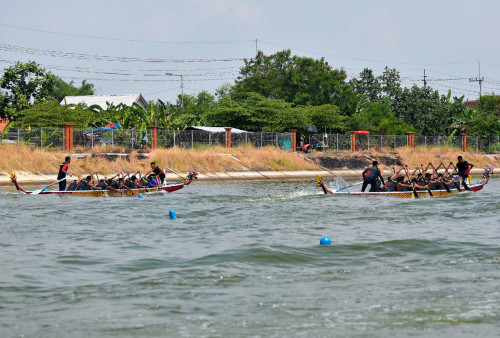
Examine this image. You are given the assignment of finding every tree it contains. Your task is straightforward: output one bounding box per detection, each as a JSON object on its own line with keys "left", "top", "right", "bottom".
{"left": 349, "top": 68, "right": 381, "bottom": 102}
{"left": 204, "top": 92, "right": 307, "bottom": 132}
{"left": 476, "top": 94, "right": 500, "bottom": 115}
{"left": 233, "top": 50, "right": 349, "bottom": 107}
{"left": 0, "top": 61, "right": 56, "bottom": 117}
{"left": 50, "top": 77, "right": 95, "bottom": 102}
{"left": 12, "top": 99, "right": 98, "bottom": 128}
{"left": 0, "top": 90, "right": 8, "bottom": 118}
{"left": 302, "top": 104, "right": 346, "bottom": 133}
{"left": 351, "top": 99, "right": 413, "bottom": 134}
{"left": 393, "top": 85, "right": 451, "bottom": 135}
{"left": 378, "top": 67, "right": 402, "bottom": 102}
{"left": 171, "top": 91, "right": 216, "bottom": 129}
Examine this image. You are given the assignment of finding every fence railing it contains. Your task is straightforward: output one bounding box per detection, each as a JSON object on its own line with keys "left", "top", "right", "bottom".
{"left": 2, "top": 127, "right": 500, "bottom": 153}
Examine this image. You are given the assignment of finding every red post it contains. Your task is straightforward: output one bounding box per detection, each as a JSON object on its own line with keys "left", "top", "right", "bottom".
{"left": 406, "top": 132, "right": 414, "bottom": 149}
{"left": 225, "top": 127, "right": 232, "bottom": 148}
{"left": 350, "top": 132, "right": 356, "bottom": 152}
{"left": 290, "top": 129, "right": 297, "bottom": 152}
{"left": 62, "top": 124, "right": 74, "bottom": 151}
{"left": 151, "top": 126, "right": 158, "bottom": 150}
{"left": 462, "top": 134, "right": 467, "bottom": 152}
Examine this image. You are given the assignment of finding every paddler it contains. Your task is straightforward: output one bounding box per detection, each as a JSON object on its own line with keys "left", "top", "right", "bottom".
{"left": 57, "top": 156, "right": 71, "bottom": 191}
{"left": 146, "top": 162, "right": 166, "bottom": 185}
{"left": 455, "top": 156, "right": 474, "bottom": 190}
{"left": 361, "top": 161, "right": 385, "bottom": 192}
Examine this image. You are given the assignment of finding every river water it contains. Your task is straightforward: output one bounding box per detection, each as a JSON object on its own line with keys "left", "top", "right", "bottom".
{"left": 1, "top": 177, "right": 499, "bottom": 337}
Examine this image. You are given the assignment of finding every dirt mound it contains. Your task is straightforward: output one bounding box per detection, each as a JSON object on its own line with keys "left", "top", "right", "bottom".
{"left": 314, "top": 154, "right": 403, "bottom": 170}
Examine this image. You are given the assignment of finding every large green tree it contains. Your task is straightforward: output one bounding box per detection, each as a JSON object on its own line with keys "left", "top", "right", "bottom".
{"left": 233, "top": 50, "right": 350, "bottom": 107}
{"left": 51, "top": 77, "right": 95, "bottom": 102}
{"left": 393, "top": 85, "right": 451, "bottom": 135}
{"left": 0, "top": 61, "right": 56, "bottom": 118}
{"left": 12, "top": 99, "right": 98, "bottom": 128}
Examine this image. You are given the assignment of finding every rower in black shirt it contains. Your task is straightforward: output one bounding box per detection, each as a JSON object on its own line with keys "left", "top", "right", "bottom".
{"left": 57, "top": 156, "right": 71, "bottom": 191}
{"left": 455, "top": 156, "right": 474, "bottom": 190}
{"left": 147, "top": 162, "right": 166, "bottom": 185}
{"left": 361, "top": 161, "right": 385, "bottom": 192}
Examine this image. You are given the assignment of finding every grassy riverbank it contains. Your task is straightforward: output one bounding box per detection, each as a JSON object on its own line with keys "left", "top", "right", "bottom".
{"left": 1, "top": 144, "right": 498, "bottom": 180}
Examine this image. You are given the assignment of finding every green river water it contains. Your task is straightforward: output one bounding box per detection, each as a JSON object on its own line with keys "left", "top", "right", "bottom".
{"left": 1, "top": 177, "right": 499, "bottom": 337}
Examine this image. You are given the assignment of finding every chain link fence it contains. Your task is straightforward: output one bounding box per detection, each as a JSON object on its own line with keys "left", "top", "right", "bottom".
{"left": 2, "top": 127, "right": 500, "bottom": 153}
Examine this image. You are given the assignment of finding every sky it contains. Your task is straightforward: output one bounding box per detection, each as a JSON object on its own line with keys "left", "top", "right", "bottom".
{"left": 1, "top": 0, "right": 499, "bottom": 103}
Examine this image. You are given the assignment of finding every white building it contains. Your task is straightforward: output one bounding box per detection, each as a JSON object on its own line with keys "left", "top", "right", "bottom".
{"left": 60, "top": 94, "right": 148, "bottom": 110}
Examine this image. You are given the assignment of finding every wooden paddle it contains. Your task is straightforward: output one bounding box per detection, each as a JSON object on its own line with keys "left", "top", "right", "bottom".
{"left": 442, "top": 163, "right": 461, "bottom": 192}
{"left": 430, "top": 163, "right": 451, "bottom": 193}
{"left": 32, "top": 175, "right": 72, "bottom": 195}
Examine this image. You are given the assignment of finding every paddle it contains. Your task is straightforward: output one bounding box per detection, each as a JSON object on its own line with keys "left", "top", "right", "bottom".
{"left": 442, "top": 163, "right": 461, "bottom": 192}
{"left": 336, "top": 180, "right": 364, "bottom": 191}
{"left": 166, "top": 167, "right": 187, "bottom": 181}
{"left": 417, "top": 165, "right": 433, "bottom": 197}
{"left": 32, "top": 175, "right": 72, "bottom": 195}
{"left": 403, "top": 166, "right": 419, "bottom": 198}
{"left": 430, "top": 163, "right": 451, "bottom": 193}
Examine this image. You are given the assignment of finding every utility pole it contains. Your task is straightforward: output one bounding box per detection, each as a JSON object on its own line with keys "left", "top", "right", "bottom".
{"left": 165, "top": 72, "right": 184, "bottom": 113}
{"left": 423, "top": 69, "right": 427, "bottom": 88}
{"left": 254, "top": 38, "right": 258, "bottom": 56}
{"left": 469, "top": 61, "right": 484, "bottom": 98}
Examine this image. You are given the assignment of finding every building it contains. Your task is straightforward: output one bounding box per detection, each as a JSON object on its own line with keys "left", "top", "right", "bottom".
{"left": 60, "top": 94, "right": 148, "bottom": 110}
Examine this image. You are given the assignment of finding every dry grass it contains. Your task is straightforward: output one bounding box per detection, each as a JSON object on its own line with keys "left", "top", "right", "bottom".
{"left": 0, "top": 144, "right": 318, "bottom": 176}
{"left": 1, "top": 144, "right": 497, "bottom": 177}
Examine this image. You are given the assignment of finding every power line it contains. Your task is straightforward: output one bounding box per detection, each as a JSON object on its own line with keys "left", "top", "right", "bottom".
{"left": 0, "top": 23, "right": 254, "bottom": 45}
{"left": 0, "top": 43, "right": 245, "bottom": 63}
{"left": 259, "top": 40, "right": 475, "bottom": 66}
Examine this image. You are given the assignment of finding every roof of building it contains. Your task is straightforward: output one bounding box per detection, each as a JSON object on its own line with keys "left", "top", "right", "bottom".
{"left": 185, "top": 126, "right": 248, "bottom": 134}
{"left": 60, "top": 94, "right": 148, "bottom": 109}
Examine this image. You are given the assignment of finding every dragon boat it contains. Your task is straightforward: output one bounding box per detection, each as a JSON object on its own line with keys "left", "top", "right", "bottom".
{"left": 10, "top": 172, "right": 198, "bottom": 197}
{"left": 317, "top": 168, "right": 492, "bottom": 199}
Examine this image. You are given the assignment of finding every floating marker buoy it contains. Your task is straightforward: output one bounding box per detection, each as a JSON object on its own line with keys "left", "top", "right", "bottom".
{"left": 320, "top": 236, "right": 332, "bottom": 245}
{"left": 138, "top": 193, "right": 143, "bottom": 198}
{"left": 169, "top": 209, "right": 177, "bottom": 219}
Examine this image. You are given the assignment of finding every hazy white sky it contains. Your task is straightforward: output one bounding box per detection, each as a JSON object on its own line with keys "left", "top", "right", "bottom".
{"left": 1, "top": 0, "right": 498, "bottom": 102}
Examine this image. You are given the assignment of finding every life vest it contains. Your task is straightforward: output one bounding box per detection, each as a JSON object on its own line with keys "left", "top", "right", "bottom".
{"left": 363, "top": 168, "right": 378, "bottom": 181}
{"left": 125, "top": 179, "right": 135, "bottom": 189}
{"left": 385, "top": 178, "right": 398, "bottom": 191}
{"left": 110, "top": 181, "right": 120, "bottom": 189}
{"left": 57, "top": 162, "right": 69, "bottom": 179}
{"left": 67, "top": 180, "right": 78, "bottom": 191}
{"left": 98, "top": 181, "right": 108, "bottom": 189}
{"left": 76, "top": 179, "right": 90, "bottom": 190}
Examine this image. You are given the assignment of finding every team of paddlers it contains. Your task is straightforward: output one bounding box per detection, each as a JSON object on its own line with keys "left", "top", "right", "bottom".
{"left": 57, "top": 156, "right": 166, "bottom": 192}
{"left": 361, "top": 156, "right": 474, "bottom": 192}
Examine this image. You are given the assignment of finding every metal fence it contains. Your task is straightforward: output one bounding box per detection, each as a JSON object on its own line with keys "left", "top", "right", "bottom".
{"left": 308, "top": 133, "right": 500, "bottom": 153}
{"left": 2, "top": 127, "right": 500, "bottom": 153}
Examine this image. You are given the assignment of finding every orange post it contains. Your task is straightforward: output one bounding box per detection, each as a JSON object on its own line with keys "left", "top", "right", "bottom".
{"left": 151, "top": 126, "right": 158, "bottom": 149}
{"left": 462, "top": 134, "right": 467, "bottom": 152}
{"left": 62, "top": 124, "right": 74, "bottom": 151}
{"left": 290, "top": 129, "right": 297, "bottom": 152}
{"left": 225, "top": 127, "right": 232, "bottom": 148}
{"left": 406, "top": 132, "right": 414, "bottom": 149}
{"left": 350, "top": 132, "right": 356, "bottom": 152}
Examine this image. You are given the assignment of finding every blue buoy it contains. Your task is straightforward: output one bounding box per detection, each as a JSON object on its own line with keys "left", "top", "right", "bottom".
{"left": 138, "top": 193, "right": 143, "bottom": 198}
{"left": 169, "top": 209, "right": 177, "bottom": 220}
{"left": 320, "top": 236, "right": 332, "bottom": 245}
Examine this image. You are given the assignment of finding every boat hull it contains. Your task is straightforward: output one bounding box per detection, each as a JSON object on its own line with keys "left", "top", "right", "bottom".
{"left": 318, "top": 176, "right": 489, "bottom": 199}
{"left": 10, "top": 172, "right": 196, "bottom": 197}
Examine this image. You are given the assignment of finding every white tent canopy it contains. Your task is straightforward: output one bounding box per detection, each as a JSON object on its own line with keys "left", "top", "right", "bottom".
{"left": 185, "top": 126, "right": 248, "bottom": 134}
